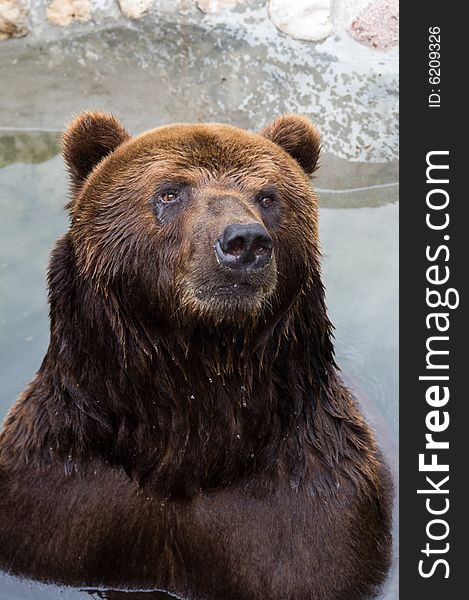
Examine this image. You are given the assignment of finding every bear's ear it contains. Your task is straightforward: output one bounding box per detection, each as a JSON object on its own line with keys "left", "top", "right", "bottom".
{"left": 260, "top": 114, "right": 321, "bottom": 175}
{"left": 62, "top": 112, "right": 131, "bottom": 195}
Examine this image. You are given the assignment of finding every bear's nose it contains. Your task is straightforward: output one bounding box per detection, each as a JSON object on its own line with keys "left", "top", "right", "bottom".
{"left": 215, "top": 223, "right": 273, "bottom": 270}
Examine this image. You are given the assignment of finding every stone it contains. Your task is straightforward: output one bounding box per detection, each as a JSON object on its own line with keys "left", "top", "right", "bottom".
{"left": 268, "top": 0, "right": 332, "bottom": 42}
{"left": 0, "top": 0, "right": 28, "bottom": 40}
{"left": 46, "top": 0, "right": 91, "bottom": 27}
{"left": 195, "top": 0, "right": 246, "bottom": 14}
{"left": 349, "top": 0, "right": 399, "bottom": 50}
{"left": 158, "top": 0, "right": 195, "bottom": 16}
{"left": 118, "top": 0, "right": 154, "bottom": 19}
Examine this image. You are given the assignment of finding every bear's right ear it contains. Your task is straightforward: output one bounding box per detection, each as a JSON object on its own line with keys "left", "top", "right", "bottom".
{"left": 62, "top": 112, "right": 131, "bottom": 196}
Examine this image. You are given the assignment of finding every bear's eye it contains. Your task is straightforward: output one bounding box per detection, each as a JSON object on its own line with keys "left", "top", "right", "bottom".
{"left": 151, "top": 185, "right": 190, "bottom": 225}
{"left": 258, "top": 196, "right": 275, "bottom": 208}
{"left": 158, "top": 191, "right": 179, "bottom": 203}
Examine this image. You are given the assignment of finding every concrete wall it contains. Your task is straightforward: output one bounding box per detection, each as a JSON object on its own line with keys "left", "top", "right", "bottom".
{"left": 1, "top": 0, "right": 399, "bottom": 163}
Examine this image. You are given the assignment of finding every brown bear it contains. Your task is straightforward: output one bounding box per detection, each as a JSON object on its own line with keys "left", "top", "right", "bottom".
{"left": 0, "top": 113, "right": 392, "bottom": 600}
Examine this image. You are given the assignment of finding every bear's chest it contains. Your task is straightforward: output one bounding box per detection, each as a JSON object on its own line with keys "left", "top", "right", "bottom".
{"left": 0, "top": 460, "right": 384, "bottom": 600}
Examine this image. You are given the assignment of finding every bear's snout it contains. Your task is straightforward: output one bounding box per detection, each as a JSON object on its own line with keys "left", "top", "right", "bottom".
{"left": 215, "top": 223, "right": 273, "bottom": 271}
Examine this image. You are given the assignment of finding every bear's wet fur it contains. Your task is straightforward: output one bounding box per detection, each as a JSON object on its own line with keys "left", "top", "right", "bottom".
{"left": 0, "top": 113, "right": 392, "bottom": 599}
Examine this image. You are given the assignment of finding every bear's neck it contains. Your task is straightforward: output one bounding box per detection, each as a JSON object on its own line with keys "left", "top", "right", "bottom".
{"left": 21, "top": 234, "right": 343, "bottom": 496}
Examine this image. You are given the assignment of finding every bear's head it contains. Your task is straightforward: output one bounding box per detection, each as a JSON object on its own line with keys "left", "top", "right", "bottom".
{"left": 62, "top": 112, "right": 322, "bottom": 332}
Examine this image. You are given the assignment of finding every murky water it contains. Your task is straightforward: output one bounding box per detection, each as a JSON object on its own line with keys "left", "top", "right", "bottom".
{"left": 0, "top": 135, "right": 398, "bottom": 599}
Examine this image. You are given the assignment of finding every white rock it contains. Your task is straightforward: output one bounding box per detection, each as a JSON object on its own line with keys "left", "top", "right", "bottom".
{"left": 118, "top": 0, "right": 154, "bottom": 19}
{"left": 0, "top": 0, "right": 28, "bottom": 40}
{"left": 46, "top": 0, "right": 91, "bottom": 27}
{"left": 195, "top": 0, "right": 247, "bottom": 14}
{"left": 268, "top": 0, "right": 333, "bottom": 42}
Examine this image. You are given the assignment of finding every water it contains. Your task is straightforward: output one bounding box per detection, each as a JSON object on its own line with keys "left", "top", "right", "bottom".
{"left": 0, "top": 134, "right": 398, "bottom": 599}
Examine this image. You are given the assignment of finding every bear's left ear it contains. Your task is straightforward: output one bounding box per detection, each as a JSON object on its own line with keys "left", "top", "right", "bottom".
{"left": 260, "top": 114, "right": 321, "bottom": 175}
{"left": 62, "top": 111, "right": 131, "bottom": 195}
